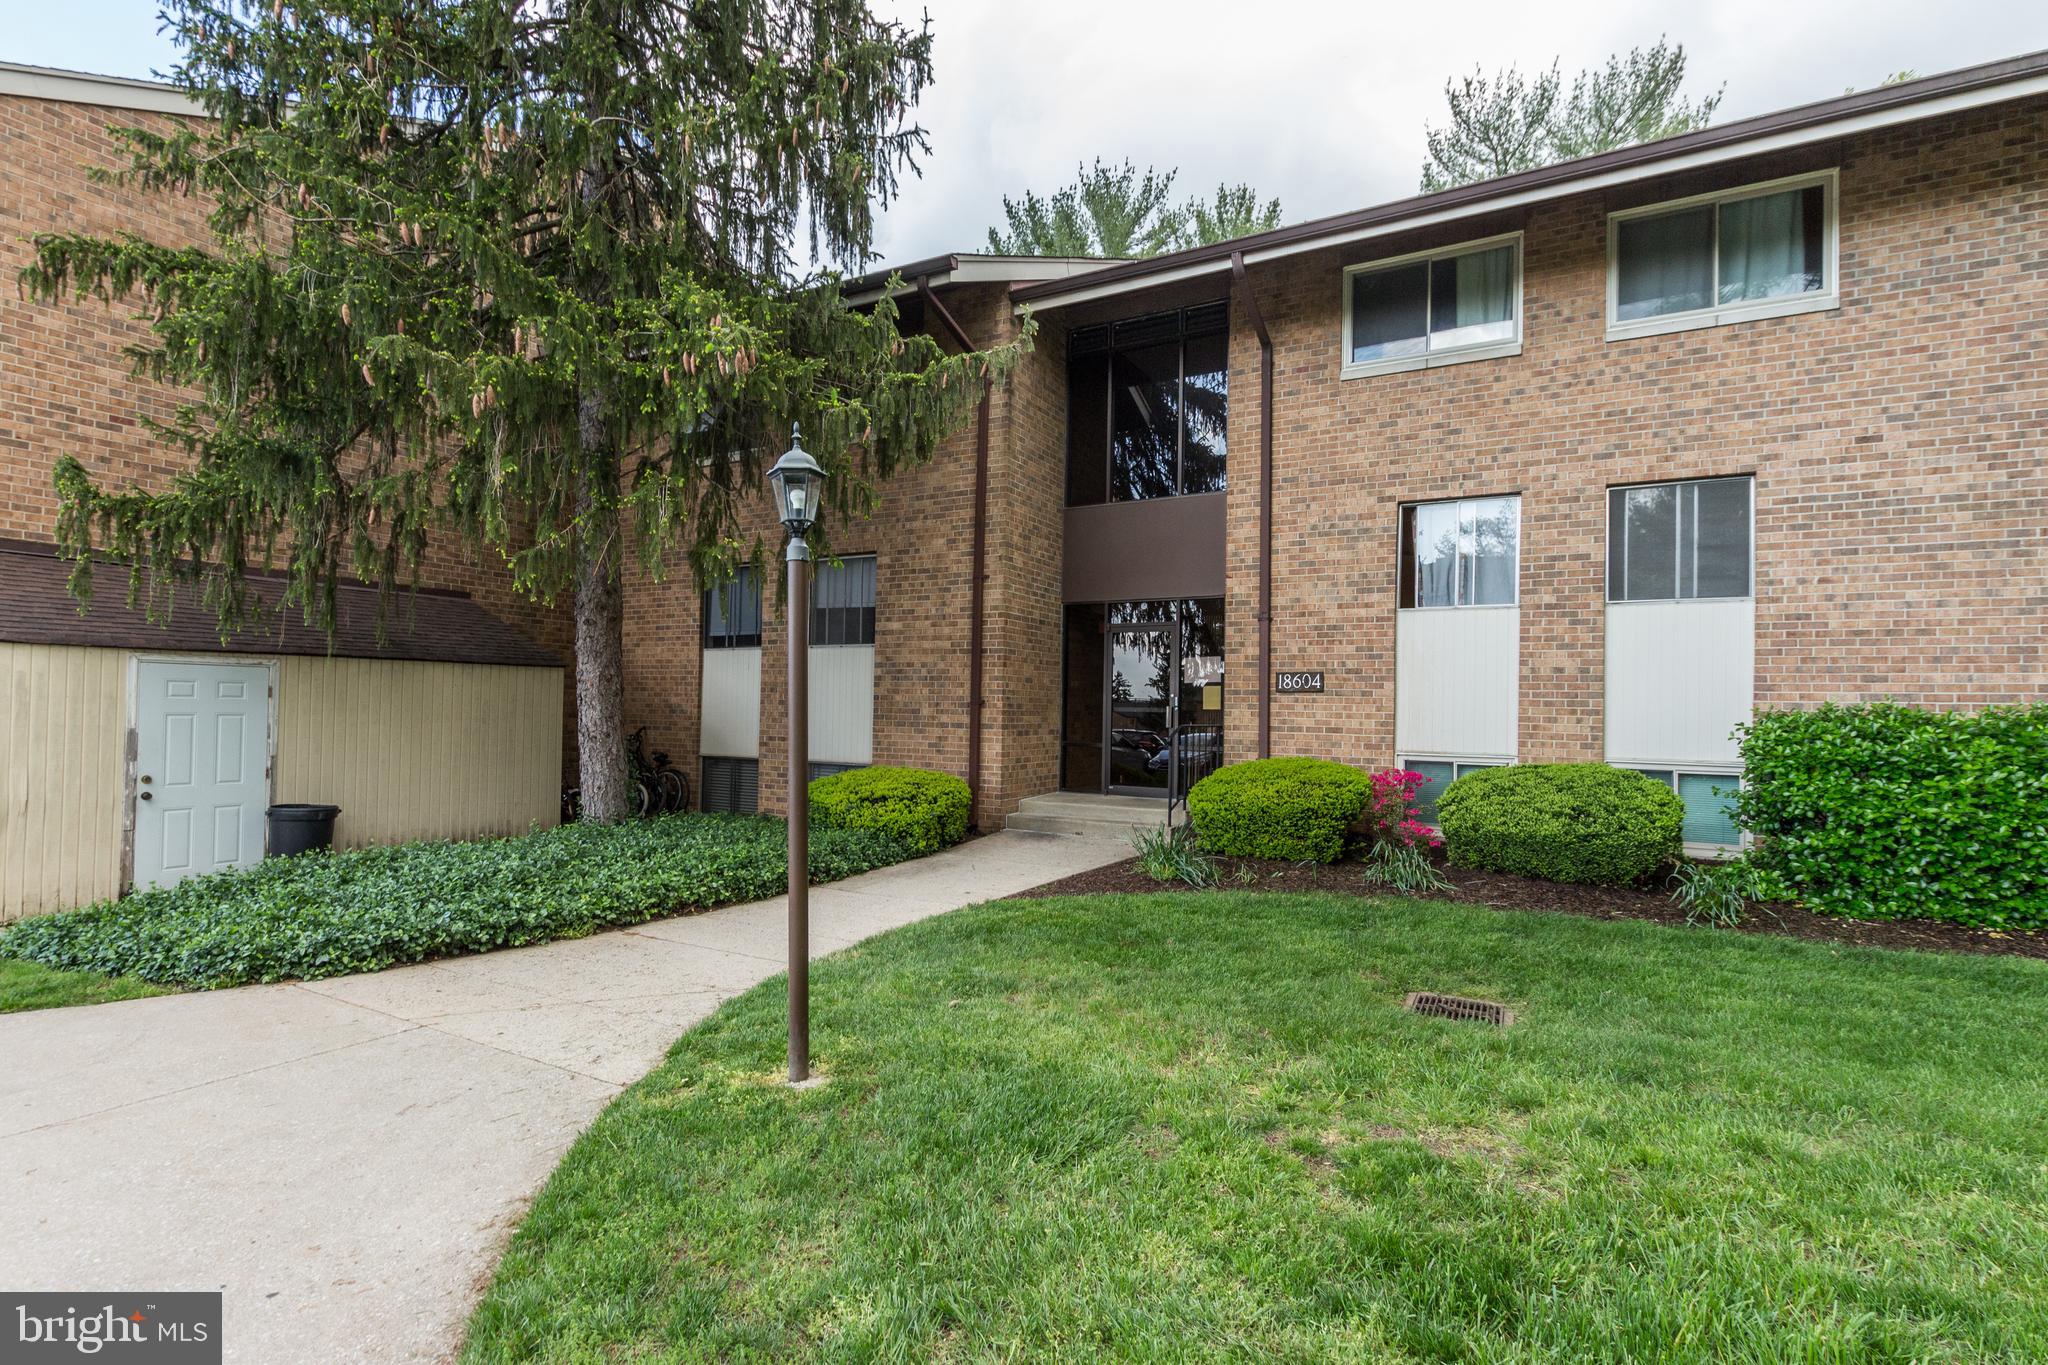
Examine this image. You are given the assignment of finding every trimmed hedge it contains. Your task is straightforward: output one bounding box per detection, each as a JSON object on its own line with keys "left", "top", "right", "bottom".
{"left": 1437, "top": 764, "right": 1683, "bottom": 886}
{"left": 1187, "top": 758, "right": 1372, "bottom": 863}
{"left": 1736, "top": 702, "right": 2048, "bottom": 929}
{"left": 0, "top": 813, "right": 913, "bottom": 989}
{"left": 809, "top": 766, "right": 971, "bottom": 855}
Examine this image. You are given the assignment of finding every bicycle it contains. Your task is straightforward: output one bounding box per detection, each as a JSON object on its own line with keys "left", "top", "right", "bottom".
{"left": 629, "top": 726, "right": 690, "bottom": 814}
{"left": 560, "top": 727, "right": 690, "bottom": 821}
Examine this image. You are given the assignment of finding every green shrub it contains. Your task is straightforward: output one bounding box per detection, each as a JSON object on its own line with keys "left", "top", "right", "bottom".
{"left": 1437, "top": 764, "right": 1683, "bottom": 886}
{"left": 808, "top": 766, "right": 971, "bottom": 855}
{"left": 1736, "top": 702, "right": 2048, "bottom": 929}
{"left": 1186, "top": 757, "right": 1371, "bottom": 863}
{"left": 0, "top": 814, "right": 913, "bottom": 989}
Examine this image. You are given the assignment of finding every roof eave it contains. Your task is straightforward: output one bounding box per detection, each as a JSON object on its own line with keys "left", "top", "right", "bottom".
{"left": 1012, "top": 49, "right": 2048, "bottom": 311}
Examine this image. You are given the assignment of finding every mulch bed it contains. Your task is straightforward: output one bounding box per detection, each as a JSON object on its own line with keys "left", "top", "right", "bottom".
{"left": 1007, "top": 854, "right": 2048, "bottom": 961}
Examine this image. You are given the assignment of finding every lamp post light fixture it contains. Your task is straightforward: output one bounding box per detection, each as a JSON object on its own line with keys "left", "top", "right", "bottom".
{"left": 770, "top": 426, "right": 825, "bottom": 1085}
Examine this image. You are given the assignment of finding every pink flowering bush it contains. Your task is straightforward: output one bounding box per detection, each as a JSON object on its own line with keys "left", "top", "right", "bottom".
{"left": 1364, "top": 770, "right": 1443, "bottom": 851}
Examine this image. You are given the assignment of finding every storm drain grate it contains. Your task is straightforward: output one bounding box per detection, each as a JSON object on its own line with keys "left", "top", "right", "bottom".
{"left": 1404, "top": 992, "right": 1514, "bottom": 1027}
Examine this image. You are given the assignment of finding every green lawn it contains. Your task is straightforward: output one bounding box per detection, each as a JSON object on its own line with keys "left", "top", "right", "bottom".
{"left": 465, "top": 891, "right": 2048, "bottom": 1363}
{"left": 0, "top": 956, "right": 170, "bottom": 1013}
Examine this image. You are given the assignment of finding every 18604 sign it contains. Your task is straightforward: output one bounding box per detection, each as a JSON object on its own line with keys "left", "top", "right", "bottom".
{"left": 1274, "top": 671, "right": 1325, "bottom": 694}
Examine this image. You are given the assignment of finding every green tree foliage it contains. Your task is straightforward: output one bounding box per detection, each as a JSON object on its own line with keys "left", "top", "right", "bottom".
{"left": 1173, "top": 182, "right": 1283, "bottom": 252}
{"left": 986, "top": 159, "right": 1281, "bottom": 258}
{"left": 19, "top": 0, "right": 1018, "bottom": 820}
{"left": 1421, "top": 38, "right": 1723, "bottom": 191}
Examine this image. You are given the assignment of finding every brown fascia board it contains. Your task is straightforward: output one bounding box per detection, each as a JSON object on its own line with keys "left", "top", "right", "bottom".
{"left": 1012, "top": 48, "right": 2048, "bottom": 307}
{"left": 842, "top": 253, "right": 962, "bottom": 297}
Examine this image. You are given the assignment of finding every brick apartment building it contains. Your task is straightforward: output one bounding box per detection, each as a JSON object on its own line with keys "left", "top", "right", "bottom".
{"left": 648, "top": 52, "right": 2047, "bottom": 850}
{"left": 3, "top": 52, "right": 2044, "bottom": 913}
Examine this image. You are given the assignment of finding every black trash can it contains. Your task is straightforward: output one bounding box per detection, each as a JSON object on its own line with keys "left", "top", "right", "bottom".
{"left": 268, "top": 804, "right": 342, "bottom": 857}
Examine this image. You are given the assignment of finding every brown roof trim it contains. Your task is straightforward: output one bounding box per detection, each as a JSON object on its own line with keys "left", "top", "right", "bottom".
{"left": 1013, "top": 49, "right": 2048, "bottom": 305}
{"left": 0, "top": 540, "right": 561, "bottom": 668}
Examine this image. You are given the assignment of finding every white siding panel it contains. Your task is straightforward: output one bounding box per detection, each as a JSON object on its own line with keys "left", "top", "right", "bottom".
{"left": 1395, "top": 607, "right": 1519, "bottom": 759}
{"left": 808, "top": 644, "right": 874, "bottom": 766}
{"left": 1604, "top": 600, "right": 1754, "bottom": 767}
{"left": 700, "top": 648, "right": 761, "bottom": 758}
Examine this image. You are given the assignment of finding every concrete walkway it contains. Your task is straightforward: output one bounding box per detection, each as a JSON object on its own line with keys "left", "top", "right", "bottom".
{"left": 0, "top": 830, "right": 1126, "bottom": 1364}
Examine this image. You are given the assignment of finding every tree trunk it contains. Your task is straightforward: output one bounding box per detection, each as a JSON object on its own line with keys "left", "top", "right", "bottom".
{"left": 570, "top": 134, "right": 629, "bottom": 824}
{"left": 573, "top": 394, "right": 630, "bottom": 823}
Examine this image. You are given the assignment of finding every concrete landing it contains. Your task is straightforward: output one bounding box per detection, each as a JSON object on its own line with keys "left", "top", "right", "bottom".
{"left": 1004, "top": 790, "right": 1170, "bottom": 838}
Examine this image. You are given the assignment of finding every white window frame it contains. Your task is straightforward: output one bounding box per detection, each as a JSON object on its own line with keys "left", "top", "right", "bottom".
{"left": 1605, "top": 475, "right": 1755, "bottom": 605}
{"left": 1399, "top": 494, "right": 1522, "bottom": 610}
{"left": 1605, "top": 169, "right": 1839, "bottom": 342}
{"left": 1341, "top": 231, "right": 1524, "bottom": 380}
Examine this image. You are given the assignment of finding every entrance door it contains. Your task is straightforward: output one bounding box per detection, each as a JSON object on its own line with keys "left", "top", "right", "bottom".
{"left": 134, "top": 659, "right": 271, "bottom": 892}
{"left": 1105, "top": 624, "right": 1175, "bottom": 795}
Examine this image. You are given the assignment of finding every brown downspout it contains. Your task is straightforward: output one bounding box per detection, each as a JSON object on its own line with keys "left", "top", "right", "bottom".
{"left": 1231, "top": 250, "right": 1274, "bottom": 760}
{"left": 916, "top": 275, "right": 991, "bottom": 828}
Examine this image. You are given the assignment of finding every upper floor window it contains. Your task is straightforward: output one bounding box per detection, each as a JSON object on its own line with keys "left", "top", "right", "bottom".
{"left": 1343, "top": 234, "right": 1522, "bottom": 379}
{"left": 1607, "top": 476, "right": 1752, "bottom": 602}
{"left": 1608, "top": 172, "right": 1837, "bottom": 340}
{"left": 1398, "top": 495, "right": 1520, "bottom": 608}
{"left": 1067, "top": 302, "right": 1227, "bottom": 507}
{"left": 702, "top": 566, "right": 762, "bottom": 648}
{"left": 811, "top": 554, "right": 876, "bottom": 646}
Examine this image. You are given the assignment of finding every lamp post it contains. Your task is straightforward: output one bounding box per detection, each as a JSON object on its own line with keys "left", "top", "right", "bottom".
{"left": 769, "top": 425, "right": 825, "bottom": 1084}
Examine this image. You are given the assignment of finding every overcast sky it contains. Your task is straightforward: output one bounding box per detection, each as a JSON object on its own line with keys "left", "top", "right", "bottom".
{"left": 12, "top": 1, "right": 2046, "bottom": 268}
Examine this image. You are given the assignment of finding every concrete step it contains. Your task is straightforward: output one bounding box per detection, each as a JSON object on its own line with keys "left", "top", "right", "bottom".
{"left": 1005, "top": 791, "right": 1169, "bottom": 839}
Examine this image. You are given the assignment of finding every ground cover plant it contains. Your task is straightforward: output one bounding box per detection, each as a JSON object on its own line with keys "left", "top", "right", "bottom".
{"left": 808, "top": 766, "right": 972, "bottom": 855}
{"left": 0, "top": 814, "right": 912, "bottom": 990}
{"left": 1438, "top": 763, "right": 1682, "bottom": 885}
{"left": 1738, "top": 701, "right": 2048, "bottom": 928}
{"left": 0, "top": 957, "right": 170, "bottom": 1014}
{"left": 464, "top": 891, "right": 2048, "bottom": 1362}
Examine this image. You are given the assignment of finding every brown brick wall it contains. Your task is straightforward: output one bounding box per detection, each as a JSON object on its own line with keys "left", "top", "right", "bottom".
{"left": 1217, "top": 96, "right": 2047, "bottom": 773}
{"left": 618, "top": 283, "right": 1053, "bottom": 830}
{"left": 1, "top": 92, "right": 575, "bottom": 763}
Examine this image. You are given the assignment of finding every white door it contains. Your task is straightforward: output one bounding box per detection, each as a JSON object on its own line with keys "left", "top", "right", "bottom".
{"left": 134, "top": 659, "right": 271, "bottom": 891}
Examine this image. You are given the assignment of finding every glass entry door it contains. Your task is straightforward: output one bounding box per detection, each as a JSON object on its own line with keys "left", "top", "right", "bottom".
{"left": 1105, "top": 624, "right": 1176, "bottom": 795}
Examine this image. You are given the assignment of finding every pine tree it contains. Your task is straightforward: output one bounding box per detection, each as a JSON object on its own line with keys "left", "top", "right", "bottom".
{"left": 987, "top": 160, "right": 1283, "bottom": 258}
{"left": 20, "top": 0, "right": 1019, "bottom": 821}
{"left": 1421, "top": 39, "right": 1722, "bottom": 192}
{"left": 986, "top": 159, "right": 1186, "bottom": 258}
{"left": 1172, "top": 183, "right": 1282, "bottom": 251}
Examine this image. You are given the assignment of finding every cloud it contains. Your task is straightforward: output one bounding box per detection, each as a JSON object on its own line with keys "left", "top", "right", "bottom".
{"left": 866, "top": 0, "right": 2048, "bottom": 265}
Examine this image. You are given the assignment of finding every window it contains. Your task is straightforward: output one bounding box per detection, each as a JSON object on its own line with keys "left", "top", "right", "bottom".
{"left": 1608, "top": 172, "right": 1836, "bottom": 338}
{"left": 811, "top": 555, "right": 875, "bottom": 646}
{"left": 1067, "top": 302, "right": 1228, "bottom": 506}
{"left": 700, "top": 756, "right": 759, "bottom": 813}
{"left": 1402, "top": 758, "right": 1504, "bottom": 826}
{"left": 703, "top": 567, "right": 761, "bottom": 649}
{"left": 1343, "top": 235, "right": 1521, "bottom": 378}
{"left": 1607, "top": 477, "right": 1752, "bottom": 603}
{"left": 809, "top": 761, "right": 864, "bottom": 782}
{"left": 1626, "top": 768, "right": 1741, "bottom": 847}
{"left": 1399, "top": 496, "right": 1520, "bottom": 608}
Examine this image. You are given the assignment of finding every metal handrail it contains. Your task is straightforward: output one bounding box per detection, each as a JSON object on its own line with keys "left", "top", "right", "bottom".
{"left": 1164, "top": 723, "right": 1224, "bottom": 830}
